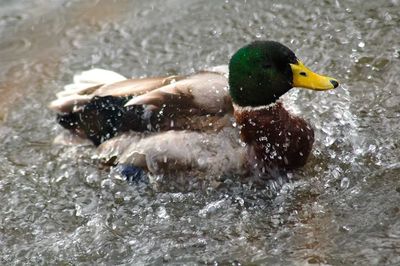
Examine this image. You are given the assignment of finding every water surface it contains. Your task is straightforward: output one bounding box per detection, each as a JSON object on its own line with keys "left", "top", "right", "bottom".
{"left": 0, "top": 0, "right": 399, "bottom": 264}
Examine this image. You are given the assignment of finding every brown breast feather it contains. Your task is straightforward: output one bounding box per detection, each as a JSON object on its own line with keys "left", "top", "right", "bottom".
{"left": 234, "top": 102, "right": 314, "bottom": 170}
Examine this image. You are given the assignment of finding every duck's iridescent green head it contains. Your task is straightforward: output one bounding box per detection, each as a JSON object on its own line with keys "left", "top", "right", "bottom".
{"left": 229, "top": 41, "right": 339, "bottom": 107}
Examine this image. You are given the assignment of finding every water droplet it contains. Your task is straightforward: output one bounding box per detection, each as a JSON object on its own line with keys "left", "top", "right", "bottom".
{"left": 101, "top": 178, "right": 115, "bottom": 189}
{"left": 198, "top": 199, "right": 227, "bottom": 217}
{"left": 156, "top": 206, "right": 170, "bottom": 219}
{"left": 340, "top": 177, "right": 350, "bottom": 189}
{"left": 86, "top": 172, "right": 100, "bottom": 184}
{"left": 339, "top": 225, "right": 351, "bottom": 232}
{"left": 75, "top": 204, "right": 83, "bottom": 217}
{"left": 163, "top": 254, "right": 172, "bottom": 262}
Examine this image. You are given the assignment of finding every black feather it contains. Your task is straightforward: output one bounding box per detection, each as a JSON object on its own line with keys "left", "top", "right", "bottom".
{"left": 57, "top": 96, "right": 151, "bottom": 145}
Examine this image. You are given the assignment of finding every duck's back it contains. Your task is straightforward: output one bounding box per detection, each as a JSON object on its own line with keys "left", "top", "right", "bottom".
{"left": 49, "top": 67, "right": 232, "bottom": 145}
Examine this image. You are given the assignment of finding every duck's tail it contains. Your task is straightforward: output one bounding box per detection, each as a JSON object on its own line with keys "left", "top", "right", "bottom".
{"left": 58, "top": 68, "right": 127, "bottom": 98}
{"left": 57, "top": 95, "right": 152, "bottom": 145}
{"left": 49, "top": 68, "right": 127, "bottom": 113}
{"left": 51, "top": 69, "right": 151, "bottom": 146}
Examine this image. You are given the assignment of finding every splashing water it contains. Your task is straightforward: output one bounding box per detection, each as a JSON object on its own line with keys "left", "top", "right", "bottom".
{"left": 0, "top": 0, "right": 399, "bottom": 264}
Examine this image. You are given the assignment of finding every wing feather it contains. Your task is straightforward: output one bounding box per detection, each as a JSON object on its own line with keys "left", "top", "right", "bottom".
{"left": 125, "top": 71, "right": 232, "bottom": 114}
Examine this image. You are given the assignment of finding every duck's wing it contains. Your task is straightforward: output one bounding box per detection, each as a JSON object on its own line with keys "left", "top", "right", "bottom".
{"left": 49, "top": 68, "right": 184, "bottom": 113}
{"left": 96, "top": 128, "right": 247, "bottom": 176}
{"left": 124, "top": 70, "right": 232, "bottom": 114}
{"left": 49, "top": 66, "right": 230, "bottom": 114}
{"left": 50, "top": 66, "right": 233, "bottom": 145}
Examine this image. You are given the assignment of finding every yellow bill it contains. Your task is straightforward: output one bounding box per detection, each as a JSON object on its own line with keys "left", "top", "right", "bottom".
{"left": 290, "top": 60, "right": 339, "bottom": 90}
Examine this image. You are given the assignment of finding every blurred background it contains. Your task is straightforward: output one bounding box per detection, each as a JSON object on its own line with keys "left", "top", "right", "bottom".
{"left": 0, "top": 0, "right": 399, "bottom": 264}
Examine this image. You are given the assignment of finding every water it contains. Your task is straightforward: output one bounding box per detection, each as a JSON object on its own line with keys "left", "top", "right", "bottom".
{"left": 0, "top": 0, "right": 399, "bottom": 264}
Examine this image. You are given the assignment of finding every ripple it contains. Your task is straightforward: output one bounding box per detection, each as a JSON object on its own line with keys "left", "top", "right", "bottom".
{"left": 0, "top": 38, "right": 31, "bottom": 61}
{"left": 0, "top": 14, "right": 26, "bottom": 28}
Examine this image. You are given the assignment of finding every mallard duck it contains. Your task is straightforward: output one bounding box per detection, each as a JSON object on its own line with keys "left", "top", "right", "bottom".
{"left": 49, "top": 41, "right": 338, "bottom": 176}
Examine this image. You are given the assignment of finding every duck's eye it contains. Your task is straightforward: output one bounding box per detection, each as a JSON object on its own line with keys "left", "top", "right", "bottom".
{"left": 299, "top": 72, "right": 307, "bottom": 77}
{"left": 262, "top": 63, "right": 272, "bottom": 69}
